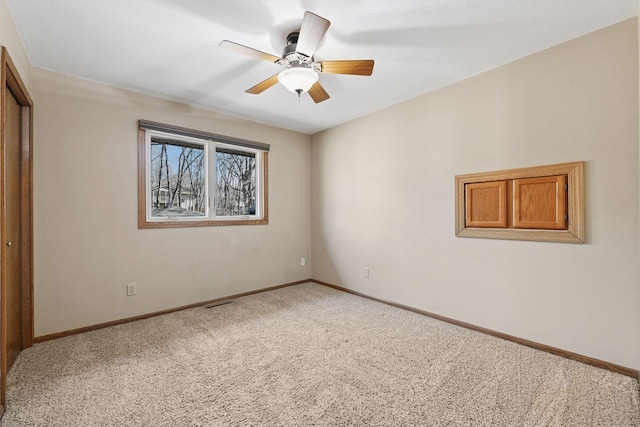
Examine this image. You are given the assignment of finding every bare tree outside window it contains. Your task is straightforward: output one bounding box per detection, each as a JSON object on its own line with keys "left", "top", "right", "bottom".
{"left": 150, "top": 138, "right": 206, "bottom": 218}
{"left": 215, "top": 148, "right": 256, "bottom": 216}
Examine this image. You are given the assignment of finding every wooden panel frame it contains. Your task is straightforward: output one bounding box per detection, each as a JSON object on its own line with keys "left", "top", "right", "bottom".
{"left": 465, "top": 180, "right": 508, "bottom": 228}
{"left": 137, "top": 127, "right": 269, "bottom": 229}
{"left": 455, "top": 162, "right": 584, "bottom": 243}
{"left": 0, "top": 46, "right": 34, "bottom": 412}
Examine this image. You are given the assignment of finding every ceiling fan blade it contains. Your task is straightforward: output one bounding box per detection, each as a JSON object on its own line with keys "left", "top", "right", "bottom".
{"left": 308, "top": 82, "right": 330, "bottom": 103}
{"left": 219, "top": 40, "right": 280, "bottom": 63}
{"left": 320, "top": 60, "right": 374, "bottom": 76}
{"left": 246, "top": 74, "right": 280, "bottom": 94}
{"left": 295, "top": 12, "right": 330, "bottom": 58}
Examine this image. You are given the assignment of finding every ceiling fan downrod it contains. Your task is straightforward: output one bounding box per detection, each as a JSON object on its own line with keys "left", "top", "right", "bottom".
{"left": 283, "top": 32, "right": 299, "bottom": 57}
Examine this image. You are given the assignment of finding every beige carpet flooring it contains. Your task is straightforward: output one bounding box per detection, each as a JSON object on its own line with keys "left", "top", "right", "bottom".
{"left": 1, "top": 283, "right": 639, "bottom": 426}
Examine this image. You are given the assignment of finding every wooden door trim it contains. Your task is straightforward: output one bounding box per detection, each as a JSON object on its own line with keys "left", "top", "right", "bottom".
{"left": 0, "top": 46, "right": 34, "bottom": 411}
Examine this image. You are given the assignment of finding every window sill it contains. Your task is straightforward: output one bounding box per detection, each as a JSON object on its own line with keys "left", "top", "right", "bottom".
{"left": 139, "top": 218, "right": 269, "bottom": 229}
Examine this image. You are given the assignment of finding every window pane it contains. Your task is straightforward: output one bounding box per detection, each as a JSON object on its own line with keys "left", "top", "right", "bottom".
{"left": 215, "top": 148, "right": 256, "bottom": 216}
{"left": 150, "top": 138, "right": 206, "bottom": 218}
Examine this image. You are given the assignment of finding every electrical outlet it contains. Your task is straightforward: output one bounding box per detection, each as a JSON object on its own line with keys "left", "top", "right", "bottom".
{"left": 364, "top": 267, "right": 370, "bottom": 278}
{"left": 127, "top": 283, "right": 137, "bottom": 296}
{"left": 300, "top": 257, "right": 306, "bottom": 266}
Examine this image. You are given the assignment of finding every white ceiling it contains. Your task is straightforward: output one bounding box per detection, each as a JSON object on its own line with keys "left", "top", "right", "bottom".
{"left": 6, "top": 0, "right": 639, "bottom": 135}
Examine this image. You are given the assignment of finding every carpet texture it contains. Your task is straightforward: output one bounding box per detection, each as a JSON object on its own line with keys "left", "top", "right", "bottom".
{"left": 2, "top": 283, "right": 639, "bottom": 426}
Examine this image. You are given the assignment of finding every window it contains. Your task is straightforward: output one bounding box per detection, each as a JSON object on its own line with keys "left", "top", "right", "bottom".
{"left": 138, "top": 120, "right": 269, "bottom": 228}
{"left": 215, "top": 147, "right": 257, "bottom": 217}
{"left": 150, "top": 137, "right": 207, "bottom": 219}
{"left": 455, "top": 162, "right": 584, "bottom": 243}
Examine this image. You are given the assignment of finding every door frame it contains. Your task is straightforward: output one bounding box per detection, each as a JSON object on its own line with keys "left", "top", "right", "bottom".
{"left": 0, "top": 46, "right": 34, "bottom": 413}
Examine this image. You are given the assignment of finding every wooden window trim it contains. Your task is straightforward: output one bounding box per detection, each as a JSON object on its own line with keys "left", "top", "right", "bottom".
{"left": 455, "top": 162, "right": 584, "bottom": 243}
{"left": 137, "top": 127, "right": 269, "bottom": 229}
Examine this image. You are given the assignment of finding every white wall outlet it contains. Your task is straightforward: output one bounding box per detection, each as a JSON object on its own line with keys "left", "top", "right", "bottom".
{"left": 364, "top": 267, "right": 370, "bottom": 278}
{"left": 127, "top": 283, "right": 137, "bottom": 296}
{"left": 300, "top": 257, "right": 306, "bottom": 266}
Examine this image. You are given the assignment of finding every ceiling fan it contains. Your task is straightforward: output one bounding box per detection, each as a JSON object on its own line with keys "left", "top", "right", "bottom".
{"left": 219, "top": 11, "right": 374, "bottom": 103}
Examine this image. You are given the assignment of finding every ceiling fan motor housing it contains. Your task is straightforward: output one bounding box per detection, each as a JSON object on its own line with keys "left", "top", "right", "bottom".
{"left": 281, "top": 32, "right": 314, "bottom": 67}
{"left": 220, "top": 11, "right": 371, "bottom": 103}
{"left": 282, "top": 42, "right": 297, "bottom": 58}
{"left": 286, "top": 32, "right": 299, "bottom": 45}
{"left": 282, "top": 32, "right": 298, "bottom": 57}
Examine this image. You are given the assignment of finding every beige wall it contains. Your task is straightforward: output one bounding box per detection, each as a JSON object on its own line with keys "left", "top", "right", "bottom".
{"left": 0, "top": 0, "right": 31, "bottom": 90}
{"left": 311, "top": 19, "right": 640, "bottom": 370}
{"left": 33, "top": 69, "right": 311, "bottom": 336}
{"left": 8, "top": 2, "right": 640, "bottom": 370}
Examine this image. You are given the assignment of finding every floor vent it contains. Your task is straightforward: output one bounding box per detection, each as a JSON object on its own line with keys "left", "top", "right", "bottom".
{"left": 205, "top": 300, "right": 233, "bottom": 309}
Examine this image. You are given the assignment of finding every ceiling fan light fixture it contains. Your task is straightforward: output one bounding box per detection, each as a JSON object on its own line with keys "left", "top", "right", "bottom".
{"left": 278, "top": 67, "right": 318, "bottom": 94}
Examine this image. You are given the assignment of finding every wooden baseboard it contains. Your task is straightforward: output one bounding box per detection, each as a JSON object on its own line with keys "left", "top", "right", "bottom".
{"left": 34, "top": 279, "right": 310, "bottom": 343}
{"left": 33, "top": 277, "right": 640, "bottom": 382}
{"left": 310, "top": 279, "right": 640, "bottom": 381}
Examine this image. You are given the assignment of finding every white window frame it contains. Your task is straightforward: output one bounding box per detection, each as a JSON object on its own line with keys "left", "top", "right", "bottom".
{"left": 138, "top": 121, "right": 269, "bottom": 229}
{"left": 145, "top": 130, "right": 210, "bottom": 222}
{"left": 213, "top": 142, "right": 263, "bottom": 221}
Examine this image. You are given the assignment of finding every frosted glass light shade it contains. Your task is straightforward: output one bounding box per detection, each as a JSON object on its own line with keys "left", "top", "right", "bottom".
{"left": 278, "top": 67, "right": 319, "bottom": 93}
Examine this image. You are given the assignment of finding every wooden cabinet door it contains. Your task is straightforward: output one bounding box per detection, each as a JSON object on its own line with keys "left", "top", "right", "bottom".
{"left": 512, "top": 175, "right": 567, "bottom": 230}
{"left": 465, "top": 181, "right": 507, "bottom": 228}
